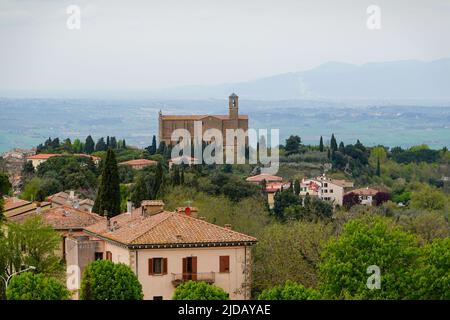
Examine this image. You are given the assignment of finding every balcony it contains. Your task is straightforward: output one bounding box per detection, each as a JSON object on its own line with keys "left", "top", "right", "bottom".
{"left": 171, "top": 272, "right": 215, "bottom": 287}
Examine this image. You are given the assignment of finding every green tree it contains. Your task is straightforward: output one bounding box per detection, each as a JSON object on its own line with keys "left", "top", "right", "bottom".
{"left": 172, "top": 281, "right": 229, "bottom": 300}
{"left": 80, "top": 260, "right": 143, "bottom": 300}
{"left": 72, "top": 138, "right": 83, "bottom": 153}
{"left": 376, "top": 156, "right": 381, "bottom": 176}
{"left": 415, "top": 238, "right": 450, "bottom": 299}
{"left": 95, "top": 137, "right": 107, "bottom": 152}
{"left": 410, "top": 185, "right": 446, "bottom": 211}
{"left": 319, "top": 216, "right": 420, "bottom": 299}
{"left": 319, "top": 136, "right": 324, "bottom": 152}
{"left": 258, "top": 281, "right": 320, "bottom": 300}
{"left": 84, "top": 135, "right": 95, "bottom": 154}
{"left": 293, "top": 179, "right": 300, "bottom": 196}
{"left": 6, "top": 272, "right": 69, "bottom": 300}
{"left": 330, "top": 134, "right": 338, "bottom": 152}
{"left": 93, "top": 148, "right": 121, "bottom": 217}
{"left": 0, "top": 172, "right": 12, "bottom": 196}
{"left": 285, "top": 135, "right": 302, "bottom": 155}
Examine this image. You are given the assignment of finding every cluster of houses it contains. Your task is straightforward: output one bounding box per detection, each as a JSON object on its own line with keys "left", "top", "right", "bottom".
{"left": 246, "top": 172, "right": 381, "bottom": 208}
{"left": 2, "top": 191, "right": 256, "bottom": 300}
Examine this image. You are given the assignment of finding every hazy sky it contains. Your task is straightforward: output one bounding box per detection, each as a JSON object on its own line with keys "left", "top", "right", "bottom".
{"left": 1, "top": 0, "right": 450, "bottom": 94}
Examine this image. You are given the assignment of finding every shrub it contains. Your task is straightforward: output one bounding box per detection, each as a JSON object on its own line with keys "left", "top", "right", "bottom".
{"left": 258, "top": 281, "right": 320, "bottom": 300}
{"left": 6, "top": 272, "right": 70, "bottom": 300}
{"left": 80, "top": 260, "right": 143, "bottom": 300}
{"left": 172, "top": 281, "right": 229, "bottom": 300}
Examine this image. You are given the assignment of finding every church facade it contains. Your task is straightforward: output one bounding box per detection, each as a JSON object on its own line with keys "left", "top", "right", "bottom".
{"left": 158, "top": 93, "right": 249, "bottom": 147}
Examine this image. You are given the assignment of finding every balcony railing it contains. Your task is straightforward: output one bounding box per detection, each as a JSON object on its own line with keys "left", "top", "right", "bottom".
{"left": 171, "top": 272, "right": 215, "bottom": 286}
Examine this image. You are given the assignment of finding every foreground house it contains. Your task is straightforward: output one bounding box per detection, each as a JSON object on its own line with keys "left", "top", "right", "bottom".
{"left": 26, "top": 153, "right": 101, "bottom": 169}
{"left": 246, "top": 173, "right": 283, "bottom": 184}
{"left": 300, "top": 174, "right": 354, "bottom": 206}
{"left": 67, "top": 200, "right": 257, "bottom": 300}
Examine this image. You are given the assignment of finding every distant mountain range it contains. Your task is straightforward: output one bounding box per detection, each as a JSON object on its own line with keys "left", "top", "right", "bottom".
{"left": 154, "top": 58, "right": 450, "bottom": 101}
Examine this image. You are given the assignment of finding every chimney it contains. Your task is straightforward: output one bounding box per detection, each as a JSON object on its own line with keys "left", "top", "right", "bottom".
{"left": 199, "top": 216, "right": 207, "bottom": 221}
{"left": 176, "top": 206, "right": 199, "bottom": 218}
{"left": 126, "top": 200, "right": 133, "bottom": 214}
{"left": 141, "top": 200, "right": 165, "bottom": 216}
{"left": 224, "top": 224, "right": 232, "bottom": 230}
{"left": 69, "top": 190, "right": 75, "bottom": 200}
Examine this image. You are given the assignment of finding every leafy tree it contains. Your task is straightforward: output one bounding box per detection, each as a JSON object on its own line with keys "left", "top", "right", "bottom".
{"left": 285, "top": 135, "right": 302, "bottom": 155}
{"left": 410, "top": 185, "right": 446, "bottom": 211}
{"left": 253, "top": 220, "right": 333, "bottom": 294}
{"left": 319, "top": 216, "right": 420, "bottom": 299}
{"left": 374, "top": 191, "right": 390, "bottom": 206}
{"left": 93, "top": 148, "right": 121, "bottom": 217}
{"left": 80, "top": 260, "right": 143, "bottom": 300}
{"left": 172, "top": 165, "right": 181, "bottom": 186}
{"left": 6, "top": 272, "right": 69, "bottom": 300}
{"left": 72, "top": 138, "right": 83, "bottom": 153}
{"left": 0, "top": 216, "right": 63, "bottom": 298}
{"left": 319, "top": 136, "right": 324, "bottom": 152}
{"left": 84, "top": 135, "right": 95, "bottom": 154}
{"left": 0, "top": 172, "right": 12, "bottom": 196}
{"left": 343, "top": 192, "right": 361, "bottom": 209}
{"left": 258, "top": 281, "right": 320, "bottom": 300}
{"left": 172, "top": 281, "right": 229, "bottom": 300}
{"left": 414, "top": 238, "right": 450, "bottom": 299}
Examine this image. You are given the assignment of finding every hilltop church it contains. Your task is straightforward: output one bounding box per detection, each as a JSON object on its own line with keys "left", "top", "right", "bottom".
{"left": 158, "top": 93, "right": 249, "bottom": 147}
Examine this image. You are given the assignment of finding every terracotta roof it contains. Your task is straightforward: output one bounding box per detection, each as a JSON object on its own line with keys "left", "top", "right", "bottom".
{"left": 3, "top": 197, "right": 31, "bottom": 211}
{"left": 119, "top": 159, "right": 157, "bottom": 166}
{"left": 246, "top": 173, "right": 283, "bottom": 183}
{"left": 348, "top": 187, "right": 379, "bottom": 196}
{"left": 160, "top": 115, "right": 248, "bottom": 120}
{"left": 27, "top": 153, "right": 61, "bottom": 160}
{"left": 39, "top": 205, "right": 104, "bottom": 230}
{"left": 265, "top": 182, "right": 291, "bottom": 193}
{"left": 169, "top": 156, "right": 199, "bottom": 164}
{"left": 85, "top": 208, "right": 256, "bottom": 246}
{"left": 3, "top": 200, "right": 51, "bottom": 220}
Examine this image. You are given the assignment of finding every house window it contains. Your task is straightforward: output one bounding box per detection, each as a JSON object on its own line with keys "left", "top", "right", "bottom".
{"left": 329, "top": 189, "right": 334, "bottom": 193}
{"left": 105, "top": 251, "right": 112, "bottom": 261}
{"left": 219, "top": 256, "right": 230, "bottom": 273}
{"left": 148, "top": 258, "right": 168, "bottom": 275}
{"left": 324, "top": 183, "right": 328, "bottom": 187}
{"left": 153, "top": 296, "right": 163, "bottom": 300}
{"left": 95, "top": 252, "right": 103, "bottom": 260}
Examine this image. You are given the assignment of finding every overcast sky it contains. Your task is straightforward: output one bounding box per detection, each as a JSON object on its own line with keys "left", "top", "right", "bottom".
{"left": 1, "top": 0, "right": 449, "bottom": 95}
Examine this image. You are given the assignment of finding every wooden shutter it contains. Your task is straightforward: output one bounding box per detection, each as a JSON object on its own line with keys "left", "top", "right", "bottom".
{"left": 219, "top": 256, "right": 230, "bottom": 273}
{"left": 148, "top": 258, "right": 154, "bottom": 275}
{"left": 163, "top": 258, "right": 168, "bottom": 275}
{"left": 182, "top": 257, "right": 187, "bottom": 280}
{"left": 191, "top": 256, "right": 197, "bottom": 281}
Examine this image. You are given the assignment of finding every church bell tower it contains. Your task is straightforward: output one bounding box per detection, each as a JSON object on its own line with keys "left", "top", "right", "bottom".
{"left": 229, "top": 93, "right": 239, "bottom": 119}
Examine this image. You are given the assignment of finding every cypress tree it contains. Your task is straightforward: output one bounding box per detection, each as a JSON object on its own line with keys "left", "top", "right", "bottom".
{"left": 319, "top": 136, "right": 324, "bottom": 152}
{"left": 95, "top": 137, "right": 107, "bottom": 152}
{"left": 180, "top": 168, "right": 185, "bottom": 185}
{"left": 330, "top": 134, "right": 338, "bottom": 152}
{"left": 327, "top": 148, "right": 331, "bottom": 160}
{"left": 376, "top": 156, "right": 381, "bottom": 177}
{"left": 339, "top": 141, "right": 345, "bottom": 154}
{"left": 172, "top": 165, "right": 181, "bottom": 186}
{"left": 294, "top": 179, "right": 300, "bottom": 196}
{"left": 93, "top": 148, "right": 121, "bottom": 217}
{"left": 151, "top": 135, "right": 157, "bottom": 155}
{"left": 85, "top": 135, "right": 95, "bottom": 154}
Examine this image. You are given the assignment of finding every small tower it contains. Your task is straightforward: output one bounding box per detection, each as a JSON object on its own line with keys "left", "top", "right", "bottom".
{"left": 229, "top": 93, "right": 239, "bottom": 119}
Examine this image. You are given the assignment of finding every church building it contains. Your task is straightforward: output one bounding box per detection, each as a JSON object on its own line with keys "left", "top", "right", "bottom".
{"left": 158, "top": 93, "right": 249, "bottom": 147}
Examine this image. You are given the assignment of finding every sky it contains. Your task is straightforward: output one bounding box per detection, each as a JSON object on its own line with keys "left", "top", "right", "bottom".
{"left": 1, "top": 0, "right": 450, "bottom": 95}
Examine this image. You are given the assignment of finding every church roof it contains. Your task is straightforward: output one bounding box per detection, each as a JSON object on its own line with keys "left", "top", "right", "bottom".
{"left": 159, "top": 114, "right": 248, "bottom": 120}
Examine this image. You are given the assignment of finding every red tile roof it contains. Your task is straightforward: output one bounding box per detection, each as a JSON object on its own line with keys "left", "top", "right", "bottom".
{"left": 246, "top": 173, "right": 283, "bottom": 183}
{"left": 347, "top": 187, "right": 379, "bottom": 196}
{"left": 85, "top": 207, "right": 256, "bottom": 247}
{"left": 119, "top": 159, "right": 157, "bottom": 166}
{"left": 3, "top": 197, "right": 30, "bottom": 211}
{"left": 39, "top": 205, "right": 104, "bottom": 230}
{"left": 160, "top": 115, "right": 248, "bottom": 120}
{"left": 27, "top": 153, "right": 61, "bottom": 160}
